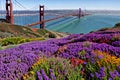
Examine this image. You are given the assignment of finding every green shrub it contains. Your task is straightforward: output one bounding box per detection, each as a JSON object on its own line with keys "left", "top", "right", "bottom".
{"left": 17, "top": 38, "right": 31, "bottom": 44}
{"left": 0, "top": 37, "right": 45, "bottom": 46}
{"left": 48, "top": 33, "right": 56, "bottom": 38}
{"left": 114, "top": 23, "right": 120, "bottom": 28}
{"left": 0, "top": 45, "right": 3, "bottom": 50}
{"left": 98, "top": 27, "right": 110, "bottom": 31}
{"left": 31, "top": 37, "right": 45, "bottom": 41}
{"left": 0, "top": 37, "right": 21, "bottom": 46}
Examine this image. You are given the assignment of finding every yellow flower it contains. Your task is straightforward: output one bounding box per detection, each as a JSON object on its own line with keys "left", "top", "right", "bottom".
{"left": 94, "top": 50, "right": 120, "bottom": 67}
{"left": 23, "top": 76, "right": 27, "bottom": 80}
{"left": 31, "top": 58, "right": 46, "bottom": 69}
{"left": 30, "top": 71, "right": 34, "bottom": 75}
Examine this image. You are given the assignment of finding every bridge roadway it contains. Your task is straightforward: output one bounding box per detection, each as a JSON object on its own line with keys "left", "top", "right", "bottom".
{"left": 25, "top": 13, "right": 86, "bottom": 27}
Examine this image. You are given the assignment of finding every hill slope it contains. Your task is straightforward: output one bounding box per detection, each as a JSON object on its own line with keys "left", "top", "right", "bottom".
{"left": 0, "top": 22, "right": 67, "bottom": 38}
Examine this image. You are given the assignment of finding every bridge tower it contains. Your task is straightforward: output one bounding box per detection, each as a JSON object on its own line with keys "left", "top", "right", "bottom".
{"left": 39, "top": 5, "right": 45, "bottom": 29}
{"left": 78, "top": 8, "right": 81, "bottom": 18}
{"left": 6, "top": 0, "right": 14, "bottom": 24}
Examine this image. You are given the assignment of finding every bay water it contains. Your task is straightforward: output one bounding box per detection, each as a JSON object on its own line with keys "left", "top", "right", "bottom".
{"left": 1, "top": 11, "right": 120, "bottom": 34}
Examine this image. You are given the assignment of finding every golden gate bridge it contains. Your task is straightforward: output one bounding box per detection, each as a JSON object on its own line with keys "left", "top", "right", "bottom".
{"left": 0, "top": 0, "right": 89, "bottom": 29}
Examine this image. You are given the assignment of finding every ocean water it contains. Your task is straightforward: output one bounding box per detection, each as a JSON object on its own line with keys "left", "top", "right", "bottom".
{"left": 1, "top": 13, "right": 120, "bottom": 34}
{"left": 47, "top": 14, "right": 120, "bottom": 33}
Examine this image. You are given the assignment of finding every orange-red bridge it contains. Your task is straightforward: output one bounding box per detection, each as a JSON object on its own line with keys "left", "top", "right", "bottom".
{"left": 1, "top": 0, "right": 90, "bottom": 29}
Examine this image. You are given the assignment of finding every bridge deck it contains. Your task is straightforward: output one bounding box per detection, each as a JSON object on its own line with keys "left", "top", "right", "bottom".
{"left": 26, "top": 13, "right": 85, "bottom": 27}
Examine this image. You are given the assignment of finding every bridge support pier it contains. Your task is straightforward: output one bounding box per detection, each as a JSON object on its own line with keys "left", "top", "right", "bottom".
{"left": 78, "top": 8, "right": 81, "bottom": 18}
{"left": 39, "top": 5, "right": 45, "bottom": 29}
{"left": 6, "top": 0, "right": 14, "bottom": 24}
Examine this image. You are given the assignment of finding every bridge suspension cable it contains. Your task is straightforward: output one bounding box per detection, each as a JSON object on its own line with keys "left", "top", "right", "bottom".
{"left": 0, "top": 0, "right": 88, "bottom": 29}
{"left": 12, "top": 0, "right": 40, "bottom": 26}
{"left": 0, "top": 0, "right": 1, "bottom": 10}
{"left": 14, "top": 0, "right": 28, "bottom": 10}
{"left": 29, "top": 0, "right": 41, "bottom": 10}
{"left": 14, "top": 0, "right": 40, "bottom": 10}
{"left": 0, "top": 0, "right": 5, "bottom": 17}
{"left": 0, "top": 0, "right": 2, "bottom": 17}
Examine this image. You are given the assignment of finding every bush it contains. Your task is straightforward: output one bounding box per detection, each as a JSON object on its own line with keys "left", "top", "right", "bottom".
{"left": 0, "top": 37, "right": 21, "bottom": 46}
{"left": 0, "top": 31, "right": 14, "bottom": 38}
{"left": 31, "top": 37, "right": 45, "bottom": 41}
{"left": 0, "top": 37, "right": 45, "bottom": 46}
{"left": 48, "top": 33, "right": 56, "bottom": 38}
{"left": 0, "top": 45, "right": 3, "bottom": 50}
{"left": 98, "top": 28, "right": 110, "bottom": 31}
{"left": 114, "top": 23, "right": 120, "bottom": 28}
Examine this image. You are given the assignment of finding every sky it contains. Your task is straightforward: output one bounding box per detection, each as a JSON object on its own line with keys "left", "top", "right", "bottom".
{"left": 0, "top": 0, "right": 120, "bottom": 10}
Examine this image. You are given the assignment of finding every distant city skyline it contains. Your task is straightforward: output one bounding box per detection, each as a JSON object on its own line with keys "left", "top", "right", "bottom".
{"left": 0, "top": 0, "right": 120, "bottom": 10}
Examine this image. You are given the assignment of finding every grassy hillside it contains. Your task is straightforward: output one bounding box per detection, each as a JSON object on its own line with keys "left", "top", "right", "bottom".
{"left": 0, "top": 22, "right": 68, "bottom": 49}
{"left": 0, "top": 22, "right": 57, "bottom": 38}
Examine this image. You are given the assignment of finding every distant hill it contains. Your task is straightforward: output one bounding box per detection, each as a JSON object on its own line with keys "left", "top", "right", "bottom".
{"left": 90, "top": 23, "right": 120, "bottom": 33}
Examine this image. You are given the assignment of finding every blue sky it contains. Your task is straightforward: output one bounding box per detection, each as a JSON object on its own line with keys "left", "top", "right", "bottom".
{"left": 0, "top": 0, "right": 120, "bottom": 10}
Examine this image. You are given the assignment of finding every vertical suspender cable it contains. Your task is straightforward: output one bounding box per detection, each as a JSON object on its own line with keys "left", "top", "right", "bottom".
{"left": 0, "top": 0, "right": 2, "bottom": 17}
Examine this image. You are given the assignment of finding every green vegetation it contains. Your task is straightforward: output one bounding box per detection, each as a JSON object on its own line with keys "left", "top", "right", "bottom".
{"left": 114, "top": 22, "right": 120, "bottom": 28}
{"left": 0, "top": 45, "right": 3, "bottom": 50}
{"left": 98, "top": 27, "right": 111, "bottom": 31}
{"left": 0, "top": 37, "right": 45, "bottom": 46}
{"left": 23, "top": 57, "right": 83, "bottom": 80}
{"left": 0, "top": 22, "right": 57, "bottom": 38}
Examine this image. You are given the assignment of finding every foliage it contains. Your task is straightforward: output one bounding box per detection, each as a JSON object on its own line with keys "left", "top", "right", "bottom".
{"left": 84, "top": 50, "right": 120, "bottom": 80}
{"left": 0, "top": 37, "right": 45, "bottom": 46}
{"left": 48, "top": 33, "right": 57, "bottom": 38}
{"left": 98, "top": 27, "right": 110, "bottom": 31}
{"left": 0, "top": 31, "right": 14, "bottom": 38}
{"left": 22, "top": 57, "right": 83, "bottom": 80}
{"left": 114, "top": 22, "right": 120, "bottom": 28}
{"left": 0, "top": 45, "right": 3, "bottom": 50}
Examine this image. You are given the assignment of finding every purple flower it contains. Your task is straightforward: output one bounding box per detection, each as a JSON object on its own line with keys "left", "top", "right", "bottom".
{"left": 95, "top": 72, "right": 101, "bottom": 78}
{"left": 100, "top": 67, "right": 106, "bottom": 77}
{"left": 100, "top": 67, "right": 105, "bottom": 71}
{"left": 90, "top": 73, "right": 94, "bottom": 77}
{"left": 85, "top": 53, "right": 89, "bottom": 59}
{"left": 0, "top": 30, "right": 120, "bottom": 80}
{"left": 100, "top": 71, "right": 106, "bottom": 77}
{"left": 108, "top": 77, "right": 113, "bottom": 80}
{"left": 49, "top": 69, "right": 56, "bottom": 80}
{"left": 114, "top": 70, "right": 119, "bottom": 77}
{"left": 98, "top": 55, "right": 103, "bottom": 59}
{"left": 40, "top": 69, "right": 50, "bottom": 80}
{"left": 118, "top": 66, "right": 120, "bottom": 69}
{"left": 109, "top": 71, "right": 115, "bottom": 79}
{"left": 83, "top": 62, "right": 87, "bottom": 65}
{"left": 36, "top": 71, "right": 43, "bottom": 80}
{"left": 91, "top": 58, "right": 95, "bottom": 63}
